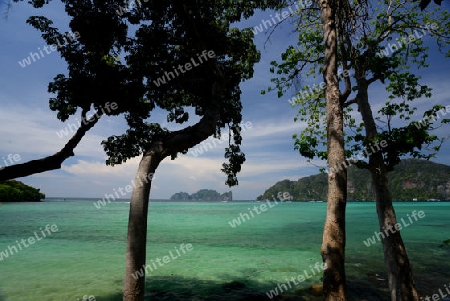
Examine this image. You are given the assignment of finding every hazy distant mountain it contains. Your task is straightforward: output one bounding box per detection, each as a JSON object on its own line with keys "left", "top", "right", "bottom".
{"left": 257, "top": 159, "right": 450, "bottom": 201}
{"left": 170, "top": 189, "right": 232, "bottom": 201}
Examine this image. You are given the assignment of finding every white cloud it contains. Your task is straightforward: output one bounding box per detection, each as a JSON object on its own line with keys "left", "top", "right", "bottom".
{"left": 61, "top": 157, "right": 140, "bottom": 178}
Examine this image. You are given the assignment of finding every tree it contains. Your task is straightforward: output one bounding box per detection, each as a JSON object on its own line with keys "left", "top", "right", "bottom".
{"left": 266, "top": 0, "right": 449, "bottom": 300}
{"left": 317, "top": 0, "right": 348, "bottom": 299}
{"left": 1, "top": 2, "right": 108, "bottom": 181}
{"left": 102, "top": 1, "right": 287, "bottom": 299}
{"left": 2, "top": 0, "right": 135, "bottom": 181}
{"left": 264, "top": 0, "right": 349, "bottom": 298}
{"left": 11, "top": 1, "right": 286, "bottom": 300}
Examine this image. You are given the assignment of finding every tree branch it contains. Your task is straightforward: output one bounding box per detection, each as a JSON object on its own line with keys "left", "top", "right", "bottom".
{"left": 0, "top": 111, "right": 102, "bottom": 181}
{"left": 343, "top": 97, "right": 358, "bottom": 108}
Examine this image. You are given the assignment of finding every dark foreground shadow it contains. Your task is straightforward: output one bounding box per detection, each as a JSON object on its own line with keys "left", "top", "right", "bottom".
{"left": 96, "top": 275, "right": 291, "bottom": 301}
{"left": 94, "top": 274, "right": 391, "bottom": 301}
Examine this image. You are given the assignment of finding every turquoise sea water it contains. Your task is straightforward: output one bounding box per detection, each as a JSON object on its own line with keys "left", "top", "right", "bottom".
{"left": 0, "top": 200, "right": 449, "bottom": 301}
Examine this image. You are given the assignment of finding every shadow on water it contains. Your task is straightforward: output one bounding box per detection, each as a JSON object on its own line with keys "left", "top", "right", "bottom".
{"left": 94, "top": 274, "right": 392, "bottom": 301}
{"left": 412, "top": 243, "right": 450, "bottom": 298}
{"left": 94, "top": 275, "right": 313, "bottom": 301}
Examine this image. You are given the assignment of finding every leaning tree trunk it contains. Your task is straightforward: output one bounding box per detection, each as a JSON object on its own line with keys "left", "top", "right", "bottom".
{"left": 121, "top": 117, "right": 222, "bottom": 301}
{"left": 123, "top": 142, "right": 164, "bottom": 301}
{"left": 122, "top": 117, "right": 221, "bottom": 301}
{"left": 319, "top": 0, "right": 348, "bottom": 299}
{"left": 370, "top": 153, "right": 419, "bottom": 301}
{"left": 356, "top": 78, "right": 419, "bottom": 301}
{"left": 122, "top": 60, "right": 223, "bottom": 301}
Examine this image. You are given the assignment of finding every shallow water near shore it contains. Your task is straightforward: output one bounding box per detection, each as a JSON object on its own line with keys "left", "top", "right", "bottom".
{"left": 0, "top": 200, "right": 449, "bottom": 300}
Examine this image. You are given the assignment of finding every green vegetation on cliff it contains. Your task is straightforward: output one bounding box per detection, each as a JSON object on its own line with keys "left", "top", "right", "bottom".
{"left": 257, "top": 159, "right": 450, "bottom": 201}
{"left": 170, "top": 189, "right": 232, "bottom": 201}
{"left": 0, "top": 180, "right": 45, "bottom": 202}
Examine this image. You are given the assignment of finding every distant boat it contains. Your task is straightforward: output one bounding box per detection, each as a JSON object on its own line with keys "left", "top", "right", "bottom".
{"left": 413, "top": 198, "right": 418, "bottom": 201}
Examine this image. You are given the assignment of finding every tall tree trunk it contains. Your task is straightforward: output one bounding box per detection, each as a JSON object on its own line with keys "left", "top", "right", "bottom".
{"left": 123, "top": 142, "right": 164, "bottom": 301}
{"left": 319, "top": 0, "right": 348, "bottom": 299}
{"left": 356, "top": 79, "right": 419, "bottom": 301}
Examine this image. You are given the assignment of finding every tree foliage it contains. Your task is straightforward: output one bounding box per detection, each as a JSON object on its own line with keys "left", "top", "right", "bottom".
{"left": 266, "top": 0, "right": 450, "bottom": 172}
{"left": 11, "top": 0, "right": 286, "bottom": 186}
{"left": 0, "top": 180, "right": 45, "bottom": 202}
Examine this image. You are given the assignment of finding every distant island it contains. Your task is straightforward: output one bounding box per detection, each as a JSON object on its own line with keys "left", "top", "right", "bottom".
{"left": 170, "top": 189, "right": 232, "bottom": 202}
{"left": 0, "top": 180, "right": 45, "bottom": 202}
{"left": 257, "top": 159, "right": 450, "bottom": 202}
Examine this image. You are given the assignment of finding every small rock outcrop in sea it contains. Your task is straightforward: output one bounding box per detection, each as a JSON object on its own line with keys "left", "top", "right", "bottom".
{"left": 170, "top": 189, "right": 232, "bottom": 201}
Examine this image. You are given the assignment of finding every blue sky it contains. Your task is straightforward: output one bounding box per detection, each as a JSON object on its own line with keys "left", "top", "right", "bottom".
{"left": 0, "top": 1, "right": 449, "bottom": 200}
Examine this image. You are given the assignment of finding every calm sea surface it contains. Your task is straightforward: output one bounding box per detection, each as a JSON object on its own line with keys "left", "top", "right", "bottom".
{"left": 0, "top": 200, "right": 449, "bottom": 301}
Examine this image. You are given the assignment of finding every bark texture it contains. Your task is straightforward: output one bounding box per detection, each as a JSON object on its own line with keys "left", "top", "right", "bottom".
{"left": 319, "top": 0, "right": 348, "bottom": 299}
{"left": 123, "top": 144, "right": 163, "bottom": 301}
{"left": 356, "top": 79, "right": 419, "bottom": 301}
